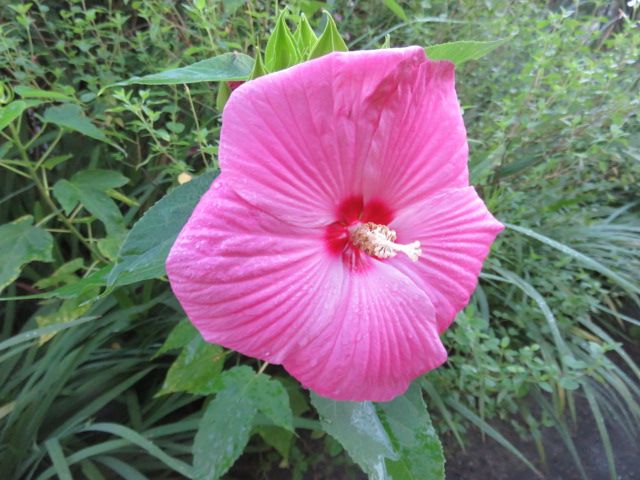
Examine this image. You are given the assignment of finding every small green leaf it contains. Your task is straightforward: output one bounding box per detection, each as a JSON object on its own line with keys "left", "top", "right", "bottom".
{"left": 43, "top": 103, "right": 110, "bottom": 144}
{"left": 0, "top": 99, "right": 42, "bottom": 131}
{"left": 52, "top": 169, "right": 128, "bottom": 235}
{"left": 255, "top": 426, "right": 293, "bottom": 461}
{"left": 0, "top": 216, "right": 54, "bottom": 293}
{"left": 265, "top": 10, "right": 300, "bottom": 72}
{"left": 157, "top": 320, "right": 198, "bottom": 356}
{"left": 308, "top": 12, "right": 348, "bottom": 60}
{"left": 559, "top": 377, "right": 581, "bottom": 391}
{"left": 377, "top": 384, "right": 445, "bottom": 480}
{"left": 107, "top": 171, "right": 217, "bottom": 287}
{"left": 383, "top": 0, "right": 408, "bottom": 21}
{"left": 252, "top": 376, "right": 294, "bottom": 432}
{"left": 425, "top": 39, "right": 507, "bottom": 66}
{"left": 310, "top": 394, "right": 396, "bottom": 479}
{"left": 14, "top": 85, "right": 75, "bottom": 102}
{"left": 215, "top": 81, "right": 231, "bottom": 111}
{"left": 249, "top": 49, "right": 267, "bottom": 80}
{"left": 108, "top": 53, "right": 254, "bottom": 87}
{"left": 158, "top": 336, "right": 224, "bottom": 395}
{"left": 293, "top": 13, "right": 318, "bottom": 57}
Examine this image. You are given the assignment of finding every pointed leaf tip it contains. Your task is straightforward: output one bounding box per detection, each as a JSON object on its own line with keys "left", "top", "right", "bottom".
{"left": 265, "top": 10, "right": 300, "bottom": 72}
{"left": 308, "top": 11, "right": 348, "bottom": 60}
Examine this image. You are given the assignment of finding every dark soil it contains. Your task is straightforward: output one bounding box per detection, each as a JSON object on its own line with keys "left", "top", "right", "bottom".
{"left": 443, "top": 398, "right": 640, "bottom": 480}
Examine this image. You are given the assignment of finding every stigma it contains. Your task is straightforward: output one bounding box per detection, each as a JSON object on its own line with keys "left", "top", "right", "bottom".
{"left": 350, "top": 222, "right": 422, "bottom": 262}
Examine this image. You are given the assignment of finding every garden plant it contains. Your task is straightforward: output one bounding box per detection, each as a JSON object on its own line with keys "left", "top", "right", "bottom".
{"left": 0, "top": 1, "right": 639, "bottom": 479}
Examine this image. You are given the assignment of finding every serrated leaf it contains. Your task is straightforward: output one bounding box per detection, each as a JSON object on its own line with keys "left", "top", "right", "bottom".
{"left": 265, "top": 10, "right": 300, "bottom": 72}
{"left": 308, "top": 12, "right": 348, "bottom": 60}
{"left": 158, "top": 336, "right": 224, "bottom": 395}
{"left": 109, "top": 53, "right": 254, "bottom": 87}
{"left": 193, "top": 366, "right": 294, "bottom": 478}
{"left": 252, "top": 375, "right": 293, "bottom": 431}
{"left": 107, "top": 171, "right": 217, "bottom": 287}
{"left": 293, "top": 13, "right": 318, "bottom": 57}
{"left": 0, "top": 99, "right": 42, "bottom": 131}
{"left": 0, "top": 216, "right": 54, "bottom": 293}
{"left": 192, "top": 367, "right": 255, "bottom": 480}
{"left": 194, "top": 388, "right": 255, "bottom": 480}
{"left": 377, "top": 384, "right": 445, "bottom": 480}
{"left": 310, "top": 394, "right": 396, "bottom": 480}
{"left": 43, "top": 103, "right": 110, "bottom": 143}
{"left": 425, "top": 39, "right": 507, "bottom": 66}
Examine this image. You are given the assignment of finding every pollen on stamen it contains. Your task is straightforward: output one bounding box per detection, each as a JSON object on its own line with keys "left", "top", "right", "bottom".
{"left": 350, "top": 222, "right": 422, "bottom": 262}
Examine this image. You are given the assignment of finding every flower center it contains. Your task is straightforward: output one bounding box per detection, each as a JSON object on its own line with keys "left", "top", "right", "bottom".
{"left": 350, "top": 222, "right": 422, "bottom": 262}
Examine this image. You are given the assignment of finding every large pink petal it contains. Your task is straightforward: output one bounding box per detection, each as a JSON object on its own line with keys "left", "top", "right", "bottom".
{"left": 388, "top": 187, "right": 504, "bottom": 333}
{"left": 219, "top": 47, "right": 428, "bottom": 227}
{"left": 285, "top": 262, "right": 446, "bottom": 402}
{"left": 166, "top": 177, "right": 343, "bottom": 363}
{"left": 363, "top": 58, "right": 469, "bottom": 211}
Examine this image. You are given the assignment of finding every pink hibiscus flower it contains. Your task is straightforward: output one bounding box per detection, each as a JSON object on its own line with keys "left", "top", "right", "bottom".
{"left": 166, "top": 46, "right": 503, "bottom": 401}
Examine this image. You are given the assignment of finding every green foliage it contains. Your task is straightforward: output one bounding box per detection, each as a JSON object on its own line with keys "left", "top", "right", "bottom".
{"left": 311, "top": 384, "right": 445, "bottom": 480}
{"left": 108, "top": 171, "right": 217, "bottom": 287}
{"left": 193, "top": 366, "right": 294, "bottom": 479}
{"left": 0, "top": 216, "right": 53, "bottom": 293}
{"left": 43, "top": 104, "right": 111, "bottom": 144}
{"left": 265, "top": 10, "right": 301, "bottom": 71}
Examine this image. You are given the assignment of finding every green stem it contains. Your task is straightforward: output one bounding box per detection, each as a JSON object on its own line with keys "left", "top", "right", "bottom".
{"left": 183, "top": 84, "right": 209, "bottom": 167}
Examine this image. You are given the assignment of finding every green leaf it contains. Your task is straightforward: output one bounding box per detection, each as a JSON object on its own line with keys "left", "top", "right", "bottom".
{"left": 383, "top": 0, "right": 408, "bottom": 21}
{"left": 425, "top": 39, "right": 507, "bottom": 66}
{"left": 377, "top": 384, "right": 445, "bottom": 480}
{"left": 0, "top": 265, "right": 111, "bottom": 301}
{"left": 293, "top": 13, "right": 318, "bottom": 58}
{"left": 193, "top": 366, "right": 294, "bottom": 479}
{"left": 255, "top": 426, "right": 293, "bottom": 461}
{"left": 0, "top": 99, "right": 42, "bottom": 131}
{"left": 0, "top": 216, "right": 53, "bottom": 293}
{"left": 14, "top": 85, "right": 75, "bottom": 102}
{"left": 52, "top": 169, "right": 128, "bottom": 235}
{"left": 194, "top": 387, "right": 255, "bottom": 480}
{"left": 156, "top": 320, "right": 198, "bottom": 356}
{"left": 109, "top": 53, "right": 254, "bottom": 87}
{"left": 252, "top": 375, "right": 294, "bottom": 431}
{"left": 158, "top": 336, "right": 224, "bottom": 395}
{"left": 249, "top": 49, "right": 267, "bottom": 80}
{"left": 53, "top": 169, "right": 128, "bottom": 261}
{"left": 215, "top": 81, "right": 231, "bottom": 111}
{"left": 265, "top": 10, "right": 300, "bottom": 72}
{"left": 308, "top": 12, "right": 348, "bottom": 60}
{"left": 43, "top": 103, "right": 111, "bottom": 143}
{"left": 310, "top": 394, "right": 396, "bottom": 479}
{"left": 107, "top": 171, "right": 217, "bottom": 287}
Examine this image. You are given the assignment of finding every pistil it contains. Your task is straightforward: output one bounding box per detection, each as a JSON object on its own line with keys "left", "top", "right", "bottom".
{"left": 350, "top": 222, "right": 422, "bottom": 262}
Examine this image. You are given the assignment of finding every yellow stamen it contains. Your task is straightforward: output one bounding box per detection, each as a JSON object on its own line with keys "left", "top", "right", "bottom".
{"left": 350, "top": 222, "right": 422, "bottom": 262}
